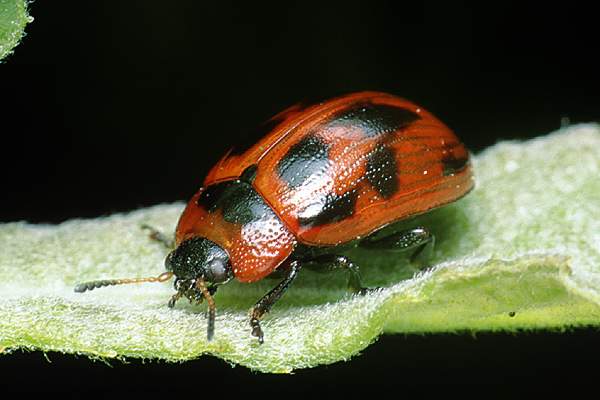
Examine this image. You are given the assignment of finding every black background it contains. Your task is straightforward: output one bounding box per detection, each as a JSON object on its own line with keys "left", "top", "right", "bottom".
{"left": 2, "top": 0, "right": 600, "bottom": 389}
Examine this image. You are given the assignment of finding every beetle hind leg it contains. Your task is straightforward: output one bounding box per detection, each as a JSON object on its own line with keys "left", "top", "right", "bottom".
{"left": 303, "top": 254, "right": 376, "bottom": 295}
{"left": 359, "top": 226, "right": 434, "bottom": 268}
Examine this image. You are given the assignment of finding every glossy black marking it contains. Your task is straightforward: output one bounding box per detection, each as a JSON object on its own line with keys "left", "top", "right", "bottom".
{"left": 240, "top": 164, "right": 258, "bottom": 183}
{"left": 196, "top": 183, "right": 229, "bottom": 212}
{"left": 327, "top": 103, "right": 420, "bottom": 138}
{"left": 297, "top": 191, "right": 357, "bottom": 227}
{"left": 442, "top": 153, "right": 469, "bottom": 176}
{"left": 366, "top": 144, "right": 398, "bottom": 198}
{"left": 197, "top": 181, "right": 275, "bottom": 225}
{"left": 277, "top": 135, "right": 331, "bottom": 188}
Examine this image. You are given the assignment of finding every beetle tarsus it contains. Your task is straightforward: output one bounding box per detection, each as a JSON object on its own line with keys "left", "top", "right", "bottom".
{"left": 356, "top": 287, "right": 380, "bottom": 296}
{"left": 168, "top": 291, "right": 183, "bottom": 308}
{"left": 250, "top": 318, "right": 264, "bottom": 344}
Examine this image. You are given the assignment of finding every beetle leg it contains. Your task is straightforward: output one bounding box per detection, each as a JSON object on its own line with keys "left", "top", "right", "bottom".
{"left": 250, "top": 260, "right": 301, "bottom": 344}
{"left": 359, "top": 226, "right": 434, "bottom": 266}
{"left": 303, "top": 254, "right": 373, "bottom": 294}
{"left": 141, "top": 224, "right": 175, "bottom": 250}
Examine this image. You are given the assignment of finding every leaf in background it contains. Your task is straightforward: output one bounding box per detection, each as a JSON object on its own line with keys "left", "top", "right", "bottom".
{"left": 1, "top": 124, "right": 599, "bottom": 373}
{"left": 0, "top": 0, "right": 32, "bottom": 61}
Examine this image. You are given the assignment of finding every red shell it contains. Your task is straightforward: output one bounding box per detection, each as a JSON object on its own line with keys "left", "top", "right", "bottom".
{"left": 177, "top": 91, "right": 474, "bottom": 282}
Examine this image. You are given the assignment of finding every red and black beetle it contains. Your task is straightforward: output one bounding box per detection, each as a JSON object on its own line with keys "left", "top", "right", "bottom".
{"left": 75, "top": 91, "right": 474, "bottom": 343}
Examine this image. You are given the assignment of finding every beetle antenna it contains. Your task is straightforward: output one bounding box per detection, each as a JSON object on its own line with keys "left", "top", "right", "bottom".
{"left": 74, "top": 271, "right": 173, "bottom": 293}
{"left": 196, "top": 277, "right": 216, "bottom": 341}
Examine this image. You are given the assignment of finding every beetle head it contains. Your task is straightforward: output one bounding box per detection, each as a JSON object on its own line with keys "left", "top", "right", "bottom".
{"left": 165, "top": 236, "right": 231, "bottom": 283}
{"left": 164, "top": 236, "right": 232, "bottom": 300}
{"left": 163, "top": 236, "right": 232, "bottom": 340}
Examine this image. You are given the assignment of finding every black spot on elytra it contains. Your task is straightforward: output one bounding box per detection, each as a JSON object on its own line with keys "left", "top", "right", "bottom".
{"left": 442, "top": 153, "right": 469, "bottom": 176}
{"left": 327, "top": 103, "right": 420, "bottom": 138}
{"left": 196, "top": 181, "right": 274, "bottom": 225}
{"left": 240, "top": 164, "right": 258, "bottom": 184}
{"left": 277, "top": 135, "right": 331, "bottom": 188}
{"left": 366, "top": 145, "right": 398, "bottom": 198}
{"left": 196, "top": 183, "right": 229, "bottom": 212}
{"left": 297, "top": 191, "right": 357, "bottom": 227}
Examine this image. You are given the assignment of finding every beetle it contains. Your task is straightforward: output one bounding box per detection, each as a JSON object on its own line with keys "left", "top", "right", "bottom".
{"left": 74, "top": 91, "right": 474, "bottom": 343}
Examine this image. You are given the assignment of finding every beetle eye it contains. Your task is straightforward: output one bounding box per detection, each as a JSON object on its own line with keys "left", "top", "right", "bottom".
{"left": 204, "top": 244, "right": 232, "bottom": 284}
{"left": 164, "top": 252, "right": 174, "bottom": 271}
{"left": 206, "top": 257, "right": 230, "bottom": 284}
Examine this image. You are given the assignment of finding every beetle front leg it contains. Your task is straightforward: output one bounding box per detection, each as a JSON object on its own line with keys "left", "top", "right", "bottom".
{"left": 141, "top": 224, "right": 175, "bottom": 250}
{"left": 359, "top": 226, "right": 434, "bottom": 267}
{"left": 250, "top": 260, "right": 301, "bottom": 344}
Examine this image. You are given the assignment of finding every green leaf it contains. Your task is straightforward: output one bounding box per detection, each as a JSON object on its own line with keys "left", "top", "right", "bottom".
{"left": 0, "top": 0, "right": 32, "bottom": 61}
{"left": 1, "top": 124, "right": 600, "bottom": 373}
